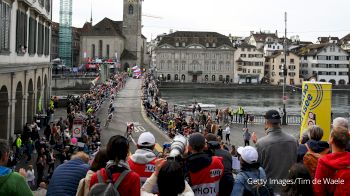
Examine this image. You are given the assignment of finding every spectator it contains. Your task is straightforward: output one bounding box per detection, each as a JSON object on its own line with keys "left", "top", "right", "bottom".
{"left": 76, "top": 149, "right": 108, "bottom": 196}
{"left": 0, "top": 139, "right": 33, "bottom": 195}
{"left": 47, "top": 152, "right": 90, "bottom": 196}
{"left": 314, "top": 126, "right": 350, "bottom": 196}
{"left": 252, "top": 110, "right": 298, "bottom": 195}
{"left": 231, "top": 145, "right": 240, "bottom": 174}
{"left": 283, "top": 163, "right": 314, "bottom": 196}
{"left": 205, "top": 133, "right": 234, "bottom": 196}
{"left": 297, "top": 130, "right": 310, "bottom": 162}
{"left": 89, "top": 135, "right": 140, "bottom": 196}
{"left": 141, "top": 159, "right": 194, "bottom": 196}
{"left": 223, "top": 124, "right": 231, "bottom": 144}
{"left": 128, "top": 132, "right": 157, "bottom": 186}
{"left": 26, "top": 165, "right": 35, "bottom": 188}
{"left": 33, "top": 182, "right": 48, "bottom": 196}
{"left": 231, "top": 146, "right": 268, "bottom": 196}
{"left": 243, "top": 128, "right": 251, "bottom": 146}
{"left": 298, "top": 126, "right": 329, "bottom": 178}
{"left": 332, "top": 117, "right": 350, "bottom": 152}
{"left": 187, "top": 133, "right": 224, "bottom": 196}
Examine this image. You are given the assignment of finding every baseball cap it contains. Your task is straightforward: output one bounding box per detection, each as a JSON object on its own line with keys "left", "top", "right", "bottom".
{"left": 237, "top": 146, "right": 258, "bottom": 164}
{"left": 189, "top": 133, "right": 206, "bottom": 151}
{"left": 137, "top": 132, "right": 155, "bottom": 146}
{"left": 264, "top": 109, "right": 281, "bottom": 123}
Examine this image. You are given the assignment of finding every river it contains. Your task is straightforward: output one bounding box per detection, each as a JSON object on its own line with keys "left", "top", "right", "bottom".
{"left": 160, "top": 88, "right": 350, "bottom": 115}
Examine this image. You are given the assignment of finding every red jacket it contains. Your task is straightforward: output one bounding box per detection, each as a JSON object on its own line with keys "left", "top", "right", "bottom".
{"left": 314, "top": 151, "right": 350, "bottom": 196}
{"left": 189, "top": 156, "right": 224, "bottom": 196}
{"left": 128, "top": 158, "right": 157, "bottom": 184}
{"left": 89, "top": 168, "right": 140, "bottom": 196}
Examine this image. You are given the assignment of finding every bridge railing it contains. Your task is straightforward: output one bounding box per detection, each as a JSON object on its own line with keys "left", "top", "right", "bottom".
{"left": 52, "top": 72, "right": 98, "bottom": 79}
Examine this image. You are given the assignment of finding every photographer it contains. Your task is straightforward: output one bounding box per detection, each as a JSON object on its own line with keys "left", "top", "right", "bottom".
{"left": 186, "top": 133, "right": 224, "bottom": 196}
{"left": 206, "top": 133, "right": 234, "bottom": 196}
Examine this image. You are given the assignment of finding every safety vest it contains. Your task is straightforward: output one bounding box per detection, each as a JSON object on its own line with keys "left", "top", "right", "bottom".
{"left": 16, "top": 137, "right": 22, "bottom": 148}
{"left": 127, "top": 158, "right": 157, "bottom": 185}
{"left": 189, "top": 156, "right": 224, "bottom": 196}
{"left": 238, "top": 107, "right": 244, "bottom": 115}
{"left": 87, "top": 108, "right": 94, "bottom": 114}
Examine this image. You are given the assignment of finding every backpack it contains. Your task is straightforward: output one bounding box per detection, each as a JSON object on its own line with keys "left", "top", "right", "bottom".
{"left": 241, "top": 169, "right": 273, "bottom": 196}
{"left": 88, "top": 169, "right": 130, "bottom": 196}
{"left": 303, "top": 143, "right": 329, "bottom": 178}
{"left": 333, "top": 166, "right": 350, "bottom": 195}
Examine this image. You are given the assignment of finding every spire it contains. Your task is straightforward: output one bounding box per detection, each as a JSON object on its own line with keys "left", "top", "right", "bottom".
{"left": 90, "top": 0, "right": 93, "bottom": 24}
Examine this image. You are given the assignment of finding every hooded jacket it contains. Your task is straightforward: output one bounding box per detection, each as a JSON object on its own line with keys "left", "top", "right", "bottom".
{"left": 0, "top": 166, "right": 33, "bottom": 196}
{"left": 128, "top": 149, "right": 157, "bottom": 184}
{"left": 297, "top": 140, "right": 330, "bottom": 162}
{"left": 187, "top": 153, "right": 224, "bottom": 196}
{"left": 314, "top": 152, "right": 350, "bottom": 196}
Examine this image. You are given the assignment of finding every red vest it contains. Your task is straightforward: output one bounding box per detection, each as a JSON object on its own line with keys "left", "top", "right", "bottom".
{"left": 128, "top": 158, "right": 157, "bottom": 184}
{"left": 189, "top": 156, "right": 224, "bottom": 196}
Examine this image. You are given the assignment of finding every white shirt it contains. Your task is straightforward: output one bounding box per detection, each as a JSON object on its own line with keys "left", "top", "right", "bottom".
{"left": 27, "top": 169, "right": 35, "bottom": 182}
{"left": 224, "top": 126, "right": 231, "bottom": 135}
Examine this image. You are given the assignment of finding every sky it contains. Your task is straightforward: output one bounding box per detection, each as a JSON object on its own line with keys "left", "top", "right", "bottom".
{"left": 52, "top": 0, "right": 350, "bottom": 42}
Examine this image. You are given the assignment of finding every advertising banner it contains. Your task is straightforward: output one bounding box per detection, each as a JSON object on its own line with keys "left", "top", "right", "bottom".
{"left": 300, "top": 82, "right": 332, "bottom": 141}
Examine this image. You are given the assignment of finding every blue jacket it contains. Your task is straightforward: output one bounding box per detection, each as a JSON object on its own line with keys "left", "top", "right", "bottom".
{"left": 231, "top": 167, "right": 267, "bottom": 196}
{"left": 47, "top": 158, "right": 90, "bottom": 196}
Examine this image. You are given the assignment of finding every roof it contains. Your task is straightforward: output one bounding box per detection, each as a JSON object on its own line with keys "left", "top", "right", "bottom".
{"left": 120, "top": 50, "right": 137, "bottom": 60}
{"left": 318, "top": 36, "right": 340, "bottom": 43}
{"left": 341, "top": 33, "right": 350, "bottom": 42}
{"left": 298, "top": 43, "right": 331, "bottom": 56}
{"left": 81, "top": 17, "right": 125, "bottom": 38}
{"left": 251, "top": 32, "right": 278, "bottom": 42}
{"left": 157, "top": 31, "right": 233, "bottom": 48}
{"left": 237, "top": 42, "right": 256, "bottom": 48}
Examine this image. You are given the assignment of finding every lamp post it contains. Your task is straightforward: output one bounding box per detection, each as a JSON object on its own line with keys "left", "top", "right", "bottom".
{"left": 282, "top": 12, "right": 288, "bottom": 125}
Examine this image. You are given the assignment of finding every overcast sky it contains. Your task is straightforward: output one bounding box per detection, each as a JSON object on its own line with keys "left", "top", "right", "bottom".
{"left": 52, "top": 0, "right": 350, "bottom": 42}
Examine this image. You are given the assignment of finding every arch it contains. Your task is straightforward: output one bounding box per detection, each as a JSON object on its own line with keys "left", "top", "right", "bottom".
{"left": 319, "top": 79, "right": 326, "bottom": 82}
{"left": 212, "top": 75, "right": 216, "bottom": 81}
{"left": 205, "top": 75, "right": 209, "bottom": 81}
{"left": 128, "top": 5, "right": 134, "bottom": 15}
{"left": 339, "top": 79, "right": 346, "bottom": 85}
{"left": 175, "top": 74, "right": 179, "bottom": 80}
{"left": 0, "top": 85, "right": 9, "bottom": 139}
{"left": 329, "top": 79, "right": 336, "bottom": 85}
{"left": 27, "top": 79, "right": 34, "bottom": 123}
{"left": 37, "top": 76, "right": 42, "bottom": 114}
{"left": 219, "top": 75, "right": 223, "bottom": 81}
{"left": 226, "top": 75, "right": 230, "bottom": 82}
{"left": 44, "top": 75, "right": 48, "bottom": 109}
{"left": 167, "top": 74, "right": 171, "bottom": 81}
{"left": 15, "top": 82, "right": 23, "bottom": 133}
{"left": 181, "top": 74, "right": 186, "bottom": 81}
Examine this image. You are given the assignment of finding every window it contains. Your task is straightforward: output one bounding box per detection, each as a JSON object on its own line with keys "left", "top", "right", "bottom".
{"left": 37, "top": 23, "right": 44, "bottom": 55}
{"left": 248, "top": 69, "right": 250, "bottom": 73}
{"left": 212, "top": 43, "right": 216, "bottom": 47}
{"left": 99, "top": 40, "right": 103, "bottom": 58}
{"left": 44, "top": 26, "right": 50, "bottom": 55}
{"left": 257, "top": 69, "right": 261, "bottom": 74}
{"left": 16, "top": 9, "right": 28, "bottom": 54}
{"left": 219, "top": 75, "right": 223, "bottom": 81}
{"left": 205, "top": 75, "right": 209, "bottom": 81}
{"left": 241, "top": 48, "right": 245, "bottom": 51}
{"left": 181, "top": 74, "right": 185, "bottom": 81}
{"left": 128, "top": 5, "right": 134, "bottom": 15}
{"left": 175, "top": 74, "right": 179, "bottom": 80}
{"left": 253, "top": 69, "right": 256, "bottom": 73}
{"left": 288, "top": 72, "right": 296, "bottom": 77}
{"left": 243, "top": 69, "right": 246, "bottom": 73}
{"left": 92, "top": 44, "right": 95, "bottom": 58}
{"left": 182, "top": 42, "right": 185, "bottom": 47}
{"left": 176, "top": 42, "right": 179, "bottom": 47}
{"left": 106, "top": 44, "right": 110, "bottom": 58}
{"left": 212, "top": 75, "right": 216, "bottom": 81}
{"left": 28, "top": 17, "right": 37, "bottom": 55}
{"left": 167, "top": 74, "right": 171, "bottom": 80}
{"left": 240, "top": 54, "right": 246, "bottom": 58}
{"left": 281, "top": 58, "right": 285, "bottom": 63}
{"left": 45, "top": 0, "right": 51, "bottom": 12}
{"left": 181, "top": 61, "right": 186, "bottom": 70}
{"left": 290, "top": 58, "right": 294, "bottom": 63}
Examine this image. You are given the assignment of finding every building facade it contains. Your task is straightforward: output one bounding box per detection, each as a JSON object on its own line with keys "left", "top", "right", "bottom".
{"left": 300, "top": 44, "right": 349, "bottom": 85}
{"left": 79, "top": 0, "right": 147, "bottom": 69}
{"left": 0, "top": 0, "right": 52, "bottom": 139}
{"left": 155, "top": 31, "right": 235, "bottom": 83}
{"left": 234, "top": 43, "right": 265, "bottom": 84}
{"left": 266, "top": 52, "right": 302, "bottom": 85}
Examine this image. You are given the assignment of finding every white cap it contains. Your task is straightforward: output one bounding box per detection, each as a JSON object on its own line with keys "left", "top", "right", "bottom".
{"left": 237, "top": 146, "right": 258, "bottom": 164}
{"left": 137, "top": 132, "right": 155, "bottom": 146}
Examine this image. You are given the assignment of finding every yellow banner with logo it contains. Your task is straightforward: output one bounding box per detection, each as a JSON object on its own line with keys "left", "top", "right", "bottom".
{"left": 300, "top": 82, "right": 332, "bottom": 141}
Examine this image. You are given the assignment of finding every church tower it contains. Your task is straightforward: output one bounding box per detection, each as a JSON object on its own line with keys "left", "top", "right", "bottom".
{"left": 123, "top": 0, "right": 142, "bottom": 66}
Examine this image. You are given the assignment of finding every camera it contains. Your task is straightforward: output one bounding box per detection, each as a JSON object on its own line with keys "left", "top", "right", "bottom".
{"left": 167, "top": 134, "right": 188, "bottom": 160}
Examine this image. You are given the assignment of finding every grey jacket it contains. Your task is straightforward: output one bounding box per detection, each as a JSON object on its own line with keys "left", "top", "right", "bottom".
{"left": 256, "top": 127, "right": 297, "bottom": 195}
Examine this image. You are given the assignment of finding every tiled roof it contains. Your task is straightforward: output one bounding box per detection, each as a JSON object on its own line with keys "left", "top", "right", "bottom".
{"left": 237, "top": 42, "right": 256, "bottom": 48}
{"left": 81, "top": 17, "right": 125, "bottom": 38}
{"left": 252, "top": 33, "right": 278, "bottom": 42}
{"left": 341, "top": 33, "right": 350, "bottom": 42}
{"left": 157, "top": 31, "right": 233, "bottom": 48}
{"left": 318, "top": 36, "right": 340, "bottom": 43}
{"left": 298, "top": 43, "right": 331, "bottom": 56}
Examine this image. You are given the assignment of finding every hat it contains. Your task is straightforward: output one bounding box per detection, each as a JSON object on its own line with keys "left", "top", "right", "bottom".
{"left": 137, "top": 132, "right": 155, "bottom": 146}
{"left": 189, "top": 133, "right": 206, "bottom": 151}
{"left": 237, "top": 146, "right": 258, "bottom": 164}
{"left": 264, "top": 110, "right": 281, "bottom": 123}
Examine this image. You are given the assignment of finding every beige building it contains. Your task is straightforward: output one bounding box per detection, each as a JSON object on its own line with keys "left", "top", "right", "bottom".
{"left": 80, "top": 0, "right": 147, "bottom": 69}
{"left": 234, "top": 43, "right": 265, "bottom": 84}
{"left": 0, "top": 0, "right": 52, "bottom": 139}
{"left": 155, "top": 31, "right": 235, "bottom": 83}
{"left": 266, "top": 52, "right": 302, "bottom": 85}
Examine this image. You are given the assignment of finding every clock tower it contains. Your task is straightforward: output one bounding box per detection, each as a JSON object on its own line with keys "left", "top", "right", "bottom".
{"left": 123, "top": 0, "right": 142, "bottom": 66}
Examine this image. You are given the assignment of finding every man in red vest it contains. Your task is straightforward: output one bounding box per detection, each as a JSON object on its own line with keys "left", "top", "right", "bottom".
{"left": 128, "top": 132, "right": 157, "bottom": 186}
{"left": 187, "top": 133, "right": 224, "bottom": 196}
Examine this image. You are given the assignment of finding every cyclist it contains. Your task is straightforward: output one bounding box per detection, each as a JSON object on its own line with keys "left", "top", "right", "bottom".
{"left": 104, "top": 112, "right": 113, "bottom": 128}
{"left": 125, "top": 123, "right": 134, "bottom": 140}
